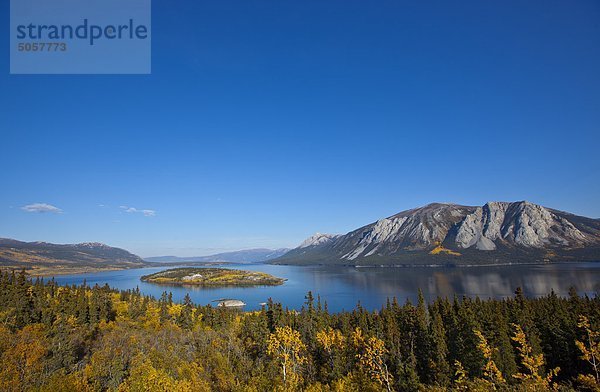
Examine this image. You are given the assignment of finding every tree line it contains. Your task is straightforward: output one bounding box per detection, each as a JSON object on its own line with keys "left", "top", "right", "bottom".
{"left": 0, "top": 269, "right": 598, "bottom": 391}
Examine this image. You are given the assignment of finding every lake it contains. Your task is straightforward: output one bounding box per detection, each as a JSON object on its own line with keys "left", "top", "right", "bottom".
{"left": 50, "top": 262, "right": 600, "bottom": 312}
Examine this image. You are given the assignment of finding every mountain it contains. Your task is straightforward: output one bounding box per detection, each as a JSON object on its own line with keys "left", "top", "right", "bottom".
{"left": 298, "top": 233, "right": 341, "bottom": 248}
{"left": 272, "top": 201, "right": 600, "bottom": 266}
{"left": 0, "top": 238, "right": 147, "bottom": 275}
{"left": 144, "top": 248, "right": 290, "bottom": 264}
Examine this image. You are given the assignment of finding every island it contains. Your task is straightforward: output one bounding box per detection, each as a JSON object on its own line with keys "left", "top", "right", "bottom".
{"left": 213, "top": 299, "right": 247, "bottom": 307}
{"left": 140, "top": 267, "right": 286, "bottom": 287}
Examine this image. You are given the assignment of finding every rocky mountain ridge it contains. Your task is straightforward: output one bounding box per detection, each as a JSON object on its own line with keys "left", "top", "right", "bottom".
{"left": 298, "top": 233, "right": 341, "bottom": 248}
{"left": 272, "top": 201, "right": 600, "bottom": 266}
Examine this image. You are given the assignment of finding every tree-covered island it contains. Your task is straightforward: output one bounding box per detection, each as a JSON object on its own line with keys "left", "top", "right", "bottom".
{"left": 140, "top": 267, "right": 286, "bottom": 287}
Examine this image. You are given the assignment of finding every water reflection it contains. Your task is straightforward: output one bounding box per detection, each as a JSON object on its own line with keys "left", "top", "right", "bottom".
{"left": 335, "top": 264, "right": 600, "bottom": 302}
{"left": 51, "top": 263, "right": 600, "bottom": 312}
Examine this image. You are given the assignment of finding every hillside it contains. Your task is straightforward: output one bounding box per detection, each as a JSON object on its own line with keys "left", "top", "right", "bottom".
{"left": 272, "top": 201, "right": 600, "bottom": 266}
{"left": 0, "top": 238, "right": 147, "bottom": 275}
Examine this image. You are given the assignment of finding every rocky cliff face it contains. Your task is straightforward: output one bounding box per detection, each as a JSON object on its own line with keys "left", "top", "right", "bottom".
{"left": 455, "top": 202, "right": 591, "bottom": 251}
{"left": 333, "top": 203, "right": 474, "bottom": 260}
{"left": 298, "top": 233, "right": 340, "bottom": 248}
{"left": 272, "top": 201, "right": 600, "bottom": 266}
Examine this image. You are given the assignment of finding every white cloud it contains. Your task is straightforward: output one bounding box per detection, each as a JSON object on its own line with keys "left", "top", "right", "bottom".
{"left": 141, "top": 210, "right": 156, "bottom": 217}
{"left": 120, "top": 205, "right": 156, "bottom": 217}
{"left": 21, "top": 203, "right": 62, "bottom": 214}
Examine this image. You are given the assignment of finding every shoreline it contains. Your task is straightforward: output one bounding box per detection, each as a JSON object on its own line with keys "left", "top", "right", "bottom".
{"left": 1, "top": 261, "right": 234, "bottom": 277}
{"left": 1, "top": 266, "right": 133, "bottom": 277}
{"left": 273, "top": 259, "right": 600, "bottom": 268}
{"left": 4, "top": 259, "right": 598, "bottom": 278}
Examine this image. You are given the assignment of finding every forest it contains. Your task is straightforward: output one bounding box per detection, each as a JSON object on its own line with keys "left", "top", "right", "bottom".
{"left": 0, "top": 269, "right": 598, "bottom": 392}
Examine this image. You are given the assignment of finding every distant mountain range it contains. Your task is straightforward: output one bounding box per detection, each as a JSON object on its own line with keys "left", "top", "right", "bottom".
{"left": 0, "top": 238, "right": 146, "bottom": 275}
{"left": 0, "top": 237, "right": 289, "bottom": 276}
{"left": 144, "top": 248, "right": 290, "bottom": 264}
{"left": 3, "top": 201, "right": 599, "bottom": 274}
{"left": 272, "top": 201, "right": 600, "bottom": 266}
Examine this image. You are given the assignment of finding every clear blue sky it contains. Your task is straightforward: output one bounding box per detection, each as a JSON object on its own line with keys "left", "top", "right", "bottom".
{"left": 1, "top": 0, "right": 599, "bottom": 257}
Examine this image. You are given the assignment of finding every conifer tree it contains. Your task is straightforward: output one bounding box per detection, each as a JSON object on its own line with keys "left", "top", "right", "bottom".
{"left": 428, "top": 307, "right": 450, "bottom": 386}
{"left": 177, "top": 293, "right": 194, "bottom": 329}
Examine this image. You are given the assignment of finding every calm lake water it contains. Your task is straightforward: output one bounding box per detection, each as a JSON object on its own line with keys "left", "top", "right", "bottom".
{"left": 50, "top": 263, "right": 600, "bottom": 312}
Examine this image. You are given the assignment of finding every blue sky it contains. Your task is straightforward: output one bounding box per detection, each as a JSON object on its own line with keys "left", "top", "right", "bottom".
{"left": 1, "top": 0, "right": 599, "bottom": 257}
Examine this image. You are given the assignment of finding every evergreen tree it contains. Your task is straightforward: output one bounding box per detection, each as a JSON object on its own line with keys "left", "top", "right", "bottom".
{"left": 428, "top": 304, "right": 450, "bottom": 386}
{"left": 176, "top": 293, "right": 194, "bottom": 329}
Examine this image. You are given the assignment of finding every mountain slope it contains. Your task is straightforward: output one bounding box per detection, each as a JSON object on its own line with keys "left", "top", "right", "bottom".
{"left": 298, "top": 233, "right": 340, "bottom": 248}
{"left": 0, "top": 239, "right": 147, "bottom": 275}
{"left": 144, "top": 248, "right": 290, "bottom": 264}
{"left": 272, "top": 201, "right": 600, "bottom": 266}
